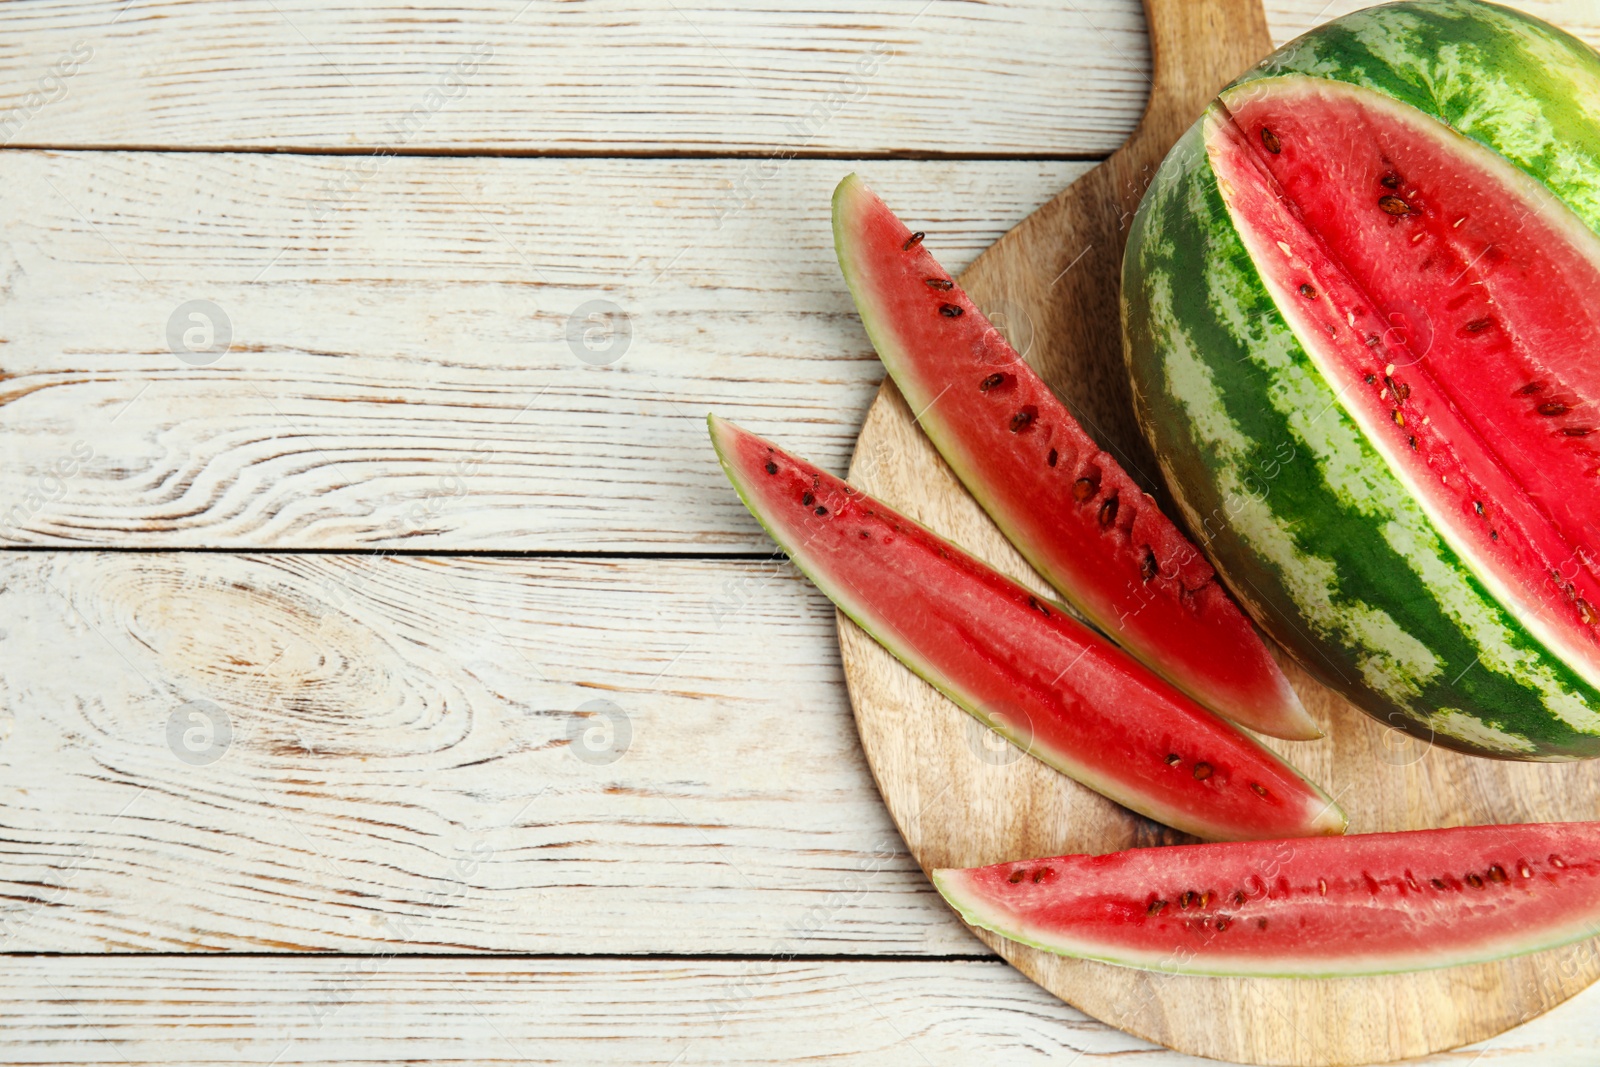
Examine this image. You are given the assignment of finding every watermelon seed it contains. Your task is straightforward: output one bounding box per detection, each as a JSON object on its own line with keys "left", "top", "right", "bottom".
{"left": 1409, "top": 436, "right": 1418, "bottom": 450}
{"left": 924, "top": 277, "right": 953, "bottom": 290}
{"left": 939, "top": 303, "right": 963, "bottom": 318}
{"left": 814, "top": 506, "right": 827, "bottom": 516}
{"left": 979, "top": 373, "right": 1005, "bottom": 392}
{"left": 1165, "top": 753, "right": 1181, "bottom": 765}
{"left": 1141, "top": 551, "right": 1158, "bottom": 583}
{"left": 1466, "top": 873, "right": 1484, "bottom": 888}
{"left": 1380, "top": 173, "right": 1400, "bottom": 189}
{"left": 1392, "top": 380, "right": 1411, "bottom": 401}
{"left": 1392, "top": 410, "right": 1405, "bottom": 427}
{"left": 1474, "top": 501, "right": 1485, "bottom": 516}
{"left": 1047, "top": 448, "right": 1058, "bottom": 468}
{"left": 802, "top": 492, "right": 815, "bottom": 506}
{"left": 1257, "top": 918, "right": 1269, "bottom": 930}
{"left": 1578, "top": 599, "right": 1595, "bottom": 625}
{"left": 1538, "top": 402, "right": 1570, "bottom": 417}
{"left": 1561, "top": 427, "right": 1595, "bottom": 437}
{"left": 1365, "top": 373, "right": 1377, "bottom": 384}
{"left": 1379, "top": 195, "right": 1412, "bottom": 216}
{"left": 1298, "top": 283, "right": 1317, "bottom": 298}
{"left": 1200, "top": 892, "right": 1212, "bottom": 908}
{"left": 1008, "top": 869, "right": 1025, "bottom": 883}
{"left": 1432, "top": 878, "right": 1447, "bottom": 889}
{"left": 1233, "top": 890, "right": 1246, "bottom": 906}
{"left": 1519, "top": 862, "right": 1533, "bottom": 878}
{"left": 1260, "top": 127, "right": 1282, "bottom": 154}
{"left": 1098, "top": 495, "right": 1119, "bottom": 527}
{"left": 1215, "top": 918, "right": 1230, "bottom": 932}
{"left": 1366, "top": 336, "right": 1381, "bottom": 348}
{"left": 1318, "top": 878, "right": 1327, "bottom": 896}
{"left": 765, "top": 461, "right": 778, "bottom": 475}
{"left": 1488, "top": 865, "right": 1508, "bottom": 883}
{"left": 1192, "top": 762, "right": 1213, "bottom": 781}
{"left": 1552, "top": 855, "right": 1567, "bottom": 868}
{"left": 1010, "top": 407, "right": 1037, "bottom": 432}
{"left": 1028, "top": 596, "right": 1050, "bottom": 617}
{"left": 1519, "top": 382, "right": 1544, "bottom": 395}
{"left": 1250, "top": 782, "right": 1268, "bottom": 798}
{"left": 902, "top": 231, "right": 925, "bottom": 251}
{"left": 1466, "top": 317, "right": 1493, "bottom": 333}
{"left": 1179, "top": 891, "right": 1197, "bottom": 909}
{"left": 1491, "top": 530, "right": 1499, "bottom": 540}
{"left": 859, "top": 531, "right": 869, "bottom": 539}
{"left": 1147, "top": 899, "right": 1168, "bottom": 916}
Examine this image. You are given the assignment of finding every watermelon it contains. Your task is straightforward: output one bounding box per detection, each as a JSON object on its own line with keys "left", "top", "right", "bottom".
{"left": 934, "top": 822, "right": 1600, "bottom": 977}
{"left": 1122, "top": 0, "right": 1600, "bottom": 759}
{"left": 833, "top": 176, "right": 1318, "bottom": 742}
{"left": 708, "top": 415, "right": 1344, "bottom": 841}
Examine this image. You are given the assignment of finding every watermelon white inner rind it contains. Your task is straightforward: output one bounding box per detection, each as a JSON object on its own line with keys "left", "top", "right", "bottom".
{"left": 1122, "top": 0, "right": 1600, "bottom": 758}
{"left": 934, "top": 823, "right": 1600, "bottom": 977}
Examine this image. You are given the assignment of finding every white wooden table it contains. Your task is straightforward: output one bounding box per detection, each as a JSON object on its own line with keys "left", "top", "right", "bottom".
{"left": 3, "top": 2, "right": 1599, "bottom": 1063}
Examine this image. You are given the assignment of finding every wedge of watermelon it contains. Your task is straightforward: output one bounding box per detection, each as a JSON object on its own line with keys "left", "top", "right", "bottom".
{"left": 934, "top": 822, "right": 1600, "bottom": 977}
{"left": 833, "top": 175, "right": 1316, "bottom": 741}
{"left": 709, "top": 415, "right": 1343, "bottom": 841}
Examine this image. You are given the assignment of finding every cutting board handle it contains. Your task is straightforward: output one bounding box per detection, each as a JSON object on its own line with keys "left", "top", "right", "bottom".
{"left": 1131, "top": 0, "right": 1274, "bottom": 156}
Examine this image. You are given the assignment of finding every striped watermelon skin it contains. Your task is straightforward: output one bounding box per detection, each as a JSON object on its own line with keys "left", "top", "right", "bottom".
{"left": 1122, "top": 1, "right": 1600, "bottom": 759}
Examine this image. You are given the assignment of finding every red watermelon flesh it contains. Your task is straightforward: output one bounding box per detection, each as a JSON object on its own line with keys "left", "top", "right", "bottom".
{"left": 832, "top": 175, "right": 1316, "bottom": 741}
{"left": 935, "top": 822, "right": 1600, "bottom": 976}
{"left": 709, "top": 415, "right": 1344, "bottom": 842}
{"left": 1210, "top": 76, "right": 1600, "bottom": 689}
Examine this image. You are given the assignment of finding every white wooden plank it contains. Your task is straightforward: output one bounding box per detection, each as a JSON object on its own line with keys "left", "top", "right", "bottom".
{"left": 0, "top": 550, "right": 1002, "bottom": 954}
{"left": 0, "top": 154, "right": 1085, "bottom": 551}
{"left": 0, "top": 0, "right": 1149, "bottom": 155}
{"left": 3, "top": 955, "right": 1599, "bottom": 1066}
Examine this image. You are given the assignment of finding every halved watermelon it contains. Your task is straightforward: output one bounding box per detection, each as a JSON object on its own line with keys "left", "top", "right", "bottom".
{"left": 709, "top": 415, "right": 1344, "bottom": 841}
{"left": 935, "top": 822, "right": 1600, "bottom": 976}
{"left": 1123, "top": 0, "right": 1600, "bottom": 758}
{"left": 833, "top": 175, "right": 1316, "bottom": 741}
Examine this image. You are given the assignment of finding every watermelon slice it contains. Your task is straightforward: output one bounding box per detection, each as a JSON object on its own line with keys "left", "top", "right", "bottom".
{"left": 833, "top": 175, "right": 1316, "bottom": 742}
{"left": 709, "top": 415, "right": 1344, "bottom": 841}
{"left": 1123, "top": 1, "right": 1600, "bottom": 758}
{"left": 934, "top": 822, "right": 1600, "bottom": 977}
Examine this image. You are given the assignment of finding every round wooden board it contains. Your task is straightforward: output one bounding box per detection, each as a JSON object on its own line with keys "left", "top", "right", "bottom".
{"left": 838, "top": 379, "right": 1600, "bottom": 1066}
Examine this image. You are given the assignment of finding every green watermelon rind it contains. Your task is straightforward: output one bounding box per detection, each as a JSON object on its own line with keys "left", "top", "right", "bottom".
{"left": 1121, "top": 0, "right": 1600, "bottom": 759}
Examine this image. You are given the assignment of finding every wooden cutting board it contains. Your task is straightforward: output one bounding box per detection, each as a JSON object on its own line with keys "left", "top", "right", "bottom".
{"left": 837, "top": 1, "right": 1600, "bottom": 1063}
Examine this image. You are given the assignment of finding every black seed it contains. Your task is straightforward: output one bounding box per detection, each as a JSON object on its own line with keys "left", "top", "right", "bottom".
{"left": 1393, "top": 380, "right": 1411, "bottom": 401}
{"left": 924, "top": 277, "right": 953, "bottom": 290}
{"left": 1047, "top": 448, "right": 1058, "bottom": 468}
{"left": 1097, "top": 495, "right": 1119, "bottom": 527}
{"left": 1250, "top": 782, "right": 1268, "bottom": 798}
{"left": 1141, "top": 551, "right": 1158, "bottom": 582}
{"left": 939, "top": 303, "right": 963, "bottom": 318}
{"left": 1380, "top": 173, "right": 1401, "bottom": 189}
{"left": 1147, "top": 899, "right": 1168, "bottom": 916}
{"left": 1487, "top": 865, "right": 1508, "bottom": 883}
{"left": 1073, "top": 478, "right": 1097, "bottom": 503}
{"left": 1366, "top": 336, "right": 1381, "bottom": 347}
{"left": 902, "top": 231, "right": 925, "bottom": 251}
{"left": 814, "top": 506, "right": 827, "bottom": 516}
{"left": 1365, "top": 373, "right": 1377, "bottom": 384}
{"left": 802, "top": 492, "right": 814, "bottom": 506}
{"left": 859, "top": 531, "right": 869, "bottom": 539}
{"left": 1474, "top": 500, "right": 1485, "bottom": 516}
{"left": 1578, "top": 599, "right": 1595, "bottom": 625}
{"left": 1539, "top": 401, "right": 1570, "bottom": 417}
{"left": 1409, "top": 436, "right": 1418, "bottom": 450}
{"left": 1028, "top": 596, "right": 1050, "bottom": 617}
{"left": 1257, "top": 918, "right": 1269, "bottom": 930}
{"left": 1193, "top": 762, "right": 1213, "bottom": 781}
{"left": 1165, "top": 753, "right": 1181, "bottom": 766}
{"left": 1466, "top": 873, "right": 1485, "bottom": 888}
{"left": 1180, "top": 891, "right": 1197, "bottom": 909}
{"left": 1562, "top": 427, "right": 1595, "bottom": 437}
{"left": 1491, "top": 530, "right": 1499, "bottom": 540}
{"left": 1432, "top": 878, "right": 1447, "bottom": 889}
{"left": 1519, "top": 382, "right": 1544, "bottom": 395}
{"left": 979, "top": 373, "right": 1005, "bottom": 392}
{"left": 1379, "top": 195, "right": 1412, "bottom": 216}
{"left": 1215, "top": 917, "right": 1230, "bottom": 932}
{"left": 1010, "top": 408, "right": 1035, "bottom": 432}
{"left": 1008, "top": 869, "right": 1025, "bottom": 883}
{"left": 1298, "top": 283, "right": 1317, "bottom": 298}
{"left": 1466, "top": 317, "right": 1492, "bottom": 333}
{"left": 1032, "top": 867, "right": 1048, "bottom": 883}
{"left": 765, "top": 461, "right": 778, "bottom": 475}
{"left": 1260, "top": 127, "right": 1282, "bottom": 154}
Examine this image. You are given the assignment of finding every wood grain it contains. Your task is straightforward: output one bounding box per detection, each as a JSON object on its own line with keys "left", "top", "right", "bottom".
{"left": 0, "top": 0, "right": 1150, "bottom": 155}
{"left": 0, "top": 551, "right": 978, "bottom": 954}
{"left": 839, "top": 0, "right": 1600, "bottom": 1063}
{"left": 4, "top": 955, "right": 1600, "bottom": 1066}
{"left": 0, "top": 153, "right": 1084, "bottom": 550}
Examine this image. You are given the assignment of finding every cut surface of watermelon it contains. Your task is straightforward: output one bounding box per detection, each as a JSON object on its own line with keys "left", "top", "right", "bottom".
{"left": 708, "top": 415, "right": 1344, "bottom": 842}
{"left": 934, "top": 822, "right": 1600, "bottom": 977}
{"left": 832, "top": 174, "right": 1315, "bottom": 741}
